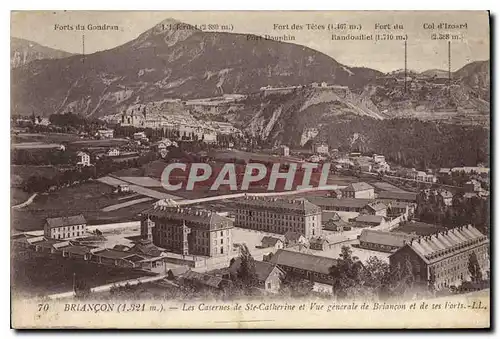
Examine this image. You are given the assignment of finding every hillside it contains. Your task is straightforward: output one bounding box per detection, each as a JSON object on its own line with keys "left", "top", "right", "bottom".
{"left": 232, "top": 86, "right": 384, "bottom": 146}
{"left": 11, "top": 37, "right": 73, "bottom": 68}
{"left": 11, "top": 18, "right": 382, "bottom": 117}
{"left": 364, "top": 60, "right": 490, "bottom": 117}
{"left": 454, "top": 60, "right": 490, "bottom": 101}
{"left": 318, "top": 117, "right": 489, "bottom": 169}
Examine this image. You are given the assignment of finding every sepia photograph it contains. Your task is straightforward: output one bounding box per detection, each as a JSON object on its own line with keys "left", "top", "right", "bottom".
{"left": 9, "top": 10, "right": 490, "bottom": 329}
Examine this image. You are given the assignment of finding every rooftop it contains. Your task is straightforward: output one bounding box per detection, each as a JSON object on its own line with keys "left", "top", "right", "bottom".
{"left": 393, "top": 221, "right": 446, "bottom": 236}
{"left": 60, "top": 245, "right": 92, "bottom": 255}
{"left": 355, "top": 215, "right": 385, "bottom": 224}
{"left": 181, "top": 270, "right": 228, "bottom": 289}
{"left": 344, "top": 182, "right": 374, "bottom": 192}
{"left": 45, "top": 215, "right": 87, "bottom": 229}
{"left": 366, "top": 202, "right": 387, "bottom": 212}
{"left": 144, "top": 206, "right": 234, "bottom": 231}
{"left": 261, "top": 236, "right": 283, "bottom": 247}
{"left": 310, "top": 237, "right": 329, "bottom": 245}
{"left": 229, "top": 258, "right": 281, "bottom": 282}
{"left": 284, "top": 231, "right": 304, "bottom": 242}
{"left": 236, "top": 197, "right": 321, "bottom": 215}
{"left": 270, "top": 249, "right": 338, "bottom": 275}
{"left": 307, "top": 197, "right": 372, "bottom": 209}
{"left": 393, "top": 225, "right": 489, "bottom": 264}
{"left": 359, "top": 229, "right": 417, "bottom": 248}
{"left": 92, "top": 248, "right": 145, "bottom": 261}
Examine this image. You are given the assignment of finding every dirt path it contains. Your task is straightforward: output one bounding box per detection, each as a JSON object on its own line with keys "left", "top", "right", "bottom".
{"left": 12, "top": 193, "right": 37, "bottom": 209}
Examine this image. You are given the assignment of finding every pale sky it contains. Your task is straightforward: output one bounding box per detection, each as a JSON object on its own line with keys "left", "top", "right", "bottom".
{"left": 11, "top": 11, "right": 490, "bottom": 73}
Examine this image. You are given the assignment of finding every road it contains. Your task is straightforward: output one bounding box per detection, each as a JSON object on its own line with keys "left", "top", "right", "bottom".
{"left": 47, "top": 274, "right": 167, "bottom": 300}
{"left": 12, "top": 193, "right": 38, "bottom": 209}
{"left": 102, "top": 197, "right": 153, "bottom": 212}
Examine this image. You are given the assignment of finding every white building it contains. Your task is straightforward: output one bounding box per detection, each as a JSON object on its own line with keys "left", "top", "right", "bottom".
{"left": 133, "top": 131, "right": 147, "bottom": 140}
{"left": 234, "top": 197, "right": 322, "bottom": 239}
{"left": 97, "top": 129, "right": 114, "bottom": 139}
{"left": 107, "top": 148, "right": 120, "bottom": 157}
{"left": 44, "top": 215, "right": 87, "bottom": 240}
{"left": 373, "top": 154, "right": 386, "bottom": 163}
{"left": 313, "top": 143, "right": 329, "bottom": 155}
{"left": 280, "top": 145, "right": 290, "bottom": 157}
{"left": 77, "top": 152, "right": 91, "bottom": 166}
{"left": 416, "top": 171, "right": 437, "bottom": 183}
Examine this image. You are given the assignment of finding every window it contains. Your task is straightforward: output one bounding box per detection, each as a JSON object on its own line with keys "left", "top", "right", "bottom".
{"left": 267, "top": 283, "right": 271, "bottom": 289}
{"left": 220, "top": 247, "right": 224, "bottom": 254}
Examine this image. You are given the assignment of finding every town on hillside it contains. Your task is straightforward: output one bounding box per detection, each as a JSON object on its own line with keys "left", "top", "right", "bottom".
{"left": 11, "top": 101, "right": 490, "bottom": 302}
{"left": 10, "top": 11, "right": 490, "bottom": 329}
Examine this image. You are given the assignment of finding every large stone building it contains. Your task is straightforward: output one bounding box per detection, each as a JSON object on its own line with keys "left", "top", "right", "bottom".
{"left": 140, "top": 205, "right": 234, "bottom": 257}
{"left": 389, "top": 225, "right": 489, "bottom": 290}
{"left": 44, "top": 215, "right": 87, "bottom": 240}
{"left": 234, "top": 197, "right": 322, "bottom": 239}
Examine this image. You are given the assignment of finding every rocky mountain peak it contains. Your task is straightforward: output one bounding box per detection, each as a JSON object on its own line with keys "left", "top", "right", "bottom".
{"left": 133, "top": 18, "right": 200, "bottom": 49}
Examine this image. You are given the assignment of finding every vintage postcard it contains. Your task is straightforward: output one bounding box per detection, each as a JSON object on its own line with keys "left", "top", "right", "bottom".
{"left": 10, "top": 10, "right": 490, "bottom": 329}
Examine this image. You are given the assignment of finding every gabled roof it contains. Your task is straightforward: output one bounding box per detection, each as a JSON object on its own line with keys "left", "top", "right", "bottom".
{"left": 270, "top": 249, "right": 338, "bottom": 275}
{"left": 181, "top": 270, "right": 228, "bottom": 289}
{"left": 143, "top": 206, "right": 233, "bottom": 231}
{"left": 323, "top": 219, "right": 349, "bottom": 231}
{"left": 309, "top": 237, "right": 329, "bottom": 245}
{"left": 355, "top": 214, "right": 385, "bottom": 224}
{"left": 60, "top": 245, "right": 92, "bottom": 255}
{"left": 128, "top": 240, "right": 165, "bottom": 257}
{"left": 113, "top": 244, "right": 131, "bottom": 252}
{"left": 393, "top": 221, "right": 446, "bottom": 236}
{"left": 344, "top": 182, "right": 374, "bottom": 192}
{"left": 261, "top": 236, "right": 283, "bottom": 247}
{"left": 92, "top": 248, "right": 145, "bottom": 261}
{"left": 236, "top": 197, "right": 321, "bottom": 215}
{"left": 45, "top": 215, "right": 87, "bottom": 229}
{"left": 366, "top": 202, "right": 387, "bottom": 212}
{"left": 390, "top": 225, "right": 489, "bottom": 265}
{"left": 387, "top": 201, "right": 411, "bottom": 209}
{"left": 359, "top": 229, "right": 417, "bottom": 248}
{"left": 322, "top": 211, "right": 342, "bottom": 222}
{"left": 307, "top": 197, "right": 372, "bottom": 209}
{"left": 284, "top": 231, "right": 304, "bottom": 242}
{"left": 229, "top": 258, "right": 282, "bottom": 282}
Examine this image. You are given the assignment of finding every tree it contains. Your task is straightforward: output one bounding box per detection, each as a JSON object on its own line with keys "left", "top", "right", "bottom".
{"left": 329, "top": 246, "right": 366, "bottom": 299}
{"left": 384, "top": 257, "right": 418, "bottom": 299}
{"left": 235, "top": 244, "right": 259, "bottom": 294}
{"left": 280, "top": 274, "right": 314, "bottom": 298}
{"left": 468, "top": 252, "right": 483, "bottom": 283}
{"left": 364, "top": 256, "right": 390, "bottom": 291}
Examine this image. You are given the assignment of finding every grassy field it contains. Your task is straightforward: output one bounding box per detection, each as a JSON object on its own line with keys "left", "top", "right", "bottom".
{"left": 11, "top": 181, "right": 152, "bottom": 232}
{"left": 11, "top": 254, "right": 151, "bottom": 297}
{"left": 69, "top": 139, "right": 129, "bottom": 148}
{"left": 11, "top": 133, "right": 81, "bottom": 144}
{"left": 11, "top": 188, "right": 31, "bottom": 206}
{"left": 11, "top": 165, "right": 60, "bottom": 184}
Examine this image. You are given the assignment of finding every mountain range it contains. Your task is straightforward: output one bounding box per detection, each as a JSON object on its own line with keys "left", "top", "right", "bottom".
{"left": 11, "top": 37, "right": 74, "bottom": 68}
{"left": 11, "top": 18, "right": 490, "bottom": 130}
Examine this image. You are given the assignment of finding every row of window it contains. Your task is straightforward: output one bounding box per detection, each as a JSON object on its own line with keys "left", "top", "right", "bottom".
{"left": 238, "top": 211, "right": 317, "bottom": 221}
{"left": 53, "top": 231, "right": 83, "bottom": 239}
{"left": 52, "top": 224, "right": 85, "bottom": 232}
